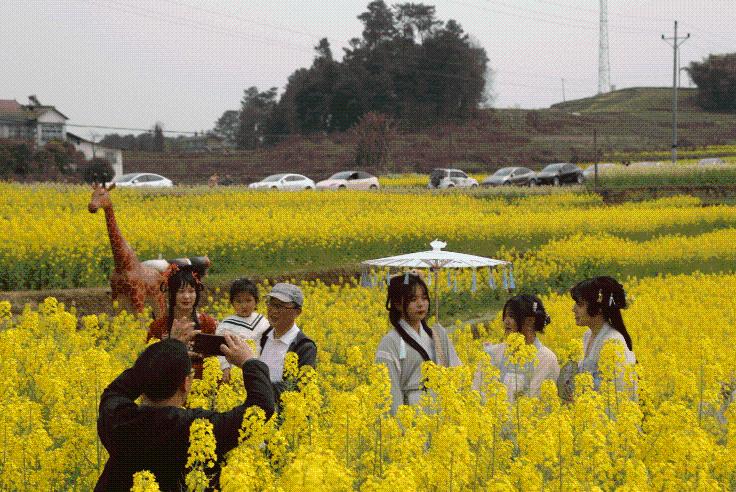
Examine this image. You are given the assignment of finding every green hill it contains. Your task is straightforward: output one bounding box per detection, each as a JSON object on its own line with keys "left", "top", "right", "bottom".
{"left": 551, "top": 86, "right": 700, "bottom": 113}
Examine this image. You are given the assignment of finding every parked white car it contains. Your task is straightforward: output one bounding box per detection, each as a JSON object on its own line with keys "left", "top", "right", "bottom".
{"left": 248, "top": 173, "right": 316, "bottom": 190}
{"left": 428, "top": 168, "right": 478, "bottom": 189}
{"left": 698, "top": 158, "right": 725, "bottom": 166}
{"left": 113, "top": 173, "right": 173, "bottom": 187}
{"left": 316, "top": 171, "right": 380, "bottom": 190}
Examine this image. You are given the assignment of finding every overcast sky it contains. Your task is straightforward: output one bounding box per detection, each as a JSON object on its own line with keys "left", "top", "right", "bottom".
{"left": 1, "top": 0, "right": 733, "bottom": 137}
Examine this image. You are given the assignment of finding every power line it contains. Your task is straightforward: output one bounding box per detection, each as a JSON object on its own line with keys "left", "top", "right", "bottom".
{"left": 530, "top": 0, "right": 676, "bottom": 22}
{"left": 85, "top": 0, "right": 316, "bottom": 53}
{"left": 158, "top": 0, "right": 322, "bottom": 40}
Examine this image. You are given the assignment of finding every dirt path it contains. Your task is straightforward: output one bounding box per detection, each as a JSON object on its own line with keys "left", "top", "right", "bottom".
{"left": 0, "top": 267, "right": 363, "bottom": 316}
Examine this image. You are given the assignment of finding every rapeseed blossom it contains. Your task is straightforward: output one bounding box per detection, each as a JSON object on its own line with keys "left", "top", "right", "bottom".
{"left": 1, "top": 264, "right": 736, "bottom": 488}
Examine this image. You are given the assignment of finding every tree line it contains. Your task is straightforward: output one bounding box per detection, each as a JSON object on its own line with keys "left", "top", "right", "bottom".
{"left": 688, "top": 53, "right": 736, "bottom": 112}
{"left": 213, "top": 1, "right": 490, "bottom": 149}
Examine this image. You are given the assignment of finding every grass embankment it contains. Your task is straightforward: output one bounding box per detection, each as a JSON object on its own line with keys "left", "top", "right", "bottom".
{"left": 589, "top": 164, "right": 736, "bottom": 188}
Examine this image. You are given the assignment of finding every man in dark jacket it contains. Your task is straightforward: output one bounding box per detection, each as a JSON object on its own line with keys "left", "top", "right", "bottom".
{"left": 259, "top": 283, "right": 317, "bottom": 405}
{"left": 96, "top": 324, "right": 274, "bottom": 491}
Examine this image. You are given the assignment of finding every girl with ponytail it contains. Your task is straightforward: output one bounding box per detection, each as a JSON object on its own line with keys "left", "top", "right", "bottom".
{"left": 570, "top": 276, "right": 636, "bottom": 392}
{"left": 483, "top": 295, "right": 560, "bottom": 402}
{"left": 375, "top": 272, "right": 461, "bottom": 415}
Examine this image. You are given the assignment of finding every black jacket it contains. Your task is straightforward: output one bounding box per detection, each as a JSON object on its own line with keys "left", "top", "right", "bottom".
{"left": 259, "top": 327, "right": 317, "bottom": 403}
{"left": 95, "top": 359, "right": 274, "bottom": 492}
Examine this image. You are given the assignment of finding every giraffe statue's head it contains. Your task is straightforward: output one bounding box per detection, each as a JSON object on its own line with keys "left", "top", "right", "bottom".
{"left": 88, "top": 183, "right": 116, "bottom": 213}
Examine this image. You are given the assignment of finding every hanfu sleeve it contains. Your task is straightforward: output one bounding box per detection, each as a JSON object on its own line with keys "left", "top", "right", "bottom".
{"left": 529, "top": 348, "right": 560, "bottom": 398}
{"left": 376, "top": 339, "right": 404, "bottom": 416}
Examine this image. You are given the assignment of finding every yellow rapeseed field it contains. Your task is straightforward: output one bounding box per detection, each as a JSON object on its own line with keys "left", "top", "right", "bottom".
{"left": 3, "top": 184, "right": 736, "bottom": 489}
{"left": 3, "top": 183, "right": 736, "bottom": 289}
{"left": 1, "top": 271, "right": 735, "bottom": 490}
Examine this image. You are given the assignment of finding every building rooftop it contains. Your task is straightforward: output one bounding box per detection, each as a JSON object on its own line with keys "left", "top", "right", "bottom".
{"left": 0, "top": 98, "right": 69, "bottom": 122}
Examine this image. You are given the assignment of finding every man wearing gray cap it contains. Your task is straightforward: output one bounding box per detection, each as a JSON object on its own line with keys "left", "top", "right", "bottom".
{"left": 259, "top": 283, "right": 317, "bottom": 405}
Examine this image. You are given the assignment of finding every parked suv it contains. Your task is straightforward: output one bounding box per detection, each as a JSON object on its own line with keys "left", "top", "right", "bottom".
{"left": 428, "top": 168, "right": 478, "bottom": 189}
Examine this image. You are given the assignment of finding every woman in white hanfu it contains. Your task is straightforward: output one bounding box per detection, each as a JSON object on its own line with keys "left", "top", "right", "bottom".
{"left": 375, "top": 272, "right": 461, "bottom": 415}
{"left": 483, "top": 295, "right": 560, "bottom": 402}
{"left": 570, "top": 276, "right": 636, "bottom": 395}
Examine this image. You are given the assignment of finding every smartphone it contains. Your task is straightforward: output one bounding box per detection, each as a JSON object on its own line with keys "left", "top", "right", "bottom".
{"left": 192, "top": 333, "right": 227, "bottom": 357}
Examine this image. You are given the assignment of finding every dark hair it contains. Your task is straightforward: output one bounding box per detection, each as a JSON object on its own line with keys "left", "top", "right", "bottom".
{"left": 502, "top": 294, "right": 551, "bottom": 333}
{"left": 229, "top": 278, "right": 259, "bottom": 304}
{"left": 385, "top": 273, "right": 431, "bottom": 331}
{"left": 135, "top": 339, "right": 192, "bottom": 401}
{"left": 162, "top": 265, "right": 204, "bottom": 333}
{"left": 570, "top": 276, "right": 633, "bottom": 351}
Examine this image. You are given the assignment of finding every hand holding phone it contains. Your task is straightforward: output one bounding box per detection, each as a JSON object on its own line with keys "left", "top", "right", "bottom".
{"left": 192, "top": 333, "right": 227, "bottom": 357}
{"left": 220, "top": 333, "right": 256, "bottom": 367}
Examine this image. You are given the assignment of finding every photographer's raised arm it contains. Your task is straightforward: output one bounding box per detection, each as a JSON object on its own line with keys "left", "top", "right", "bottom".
{"left": 97, "top": 365, "right": 144, "bottom": 450}
{"left": 203, "top": 335, "right": 274, "bottom": 454}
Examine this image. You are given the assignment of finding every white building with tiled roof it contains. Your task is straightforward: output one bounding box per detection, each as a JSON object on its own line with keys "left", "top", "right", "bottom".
{"left": 0, "top": 96, "right": 68, "bottom": 146}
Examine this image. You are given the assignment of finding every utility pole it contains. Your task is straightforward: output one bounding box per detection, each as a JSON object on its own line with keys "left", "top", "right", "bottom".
{"left": 561, "top": 78, "right": 566, "bottom": 103}
{"left": 593, "top": 129, "right": 599, "bottom": 192}
{"left": 90, "top": 131, "right": 100, "bottom": 159}
{"left": 662, "top": 21, "right": 690, "bottom": 165}
{"left": 598, "top": 0, "right": 611, "bottom": 94}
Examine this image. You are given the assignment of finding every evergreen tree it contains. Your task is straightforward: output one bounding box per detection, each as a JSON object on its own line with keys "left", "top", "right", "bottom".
{"left": 688, "top": 53, "right": 736, "bottom": 112}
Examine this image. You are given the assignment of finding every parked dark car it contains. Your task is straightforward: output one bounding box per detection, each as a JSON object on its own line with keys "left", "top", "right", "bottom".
{"left": 533, "top": 163, "right": 585, "bottom": 186}
{"left": 482, "top": 167, "right": 536, "bottom": 187}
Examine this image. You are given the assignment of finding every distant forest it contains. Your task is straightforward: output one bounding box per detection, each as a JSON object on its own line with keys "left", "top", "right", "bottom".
{"left": 101, "top": 1, "right": 490, "bottom": 151}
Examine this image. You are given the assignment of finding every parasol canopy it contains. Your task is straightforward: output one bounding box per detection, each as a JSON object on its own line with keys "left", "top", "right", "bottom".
{"left": 362, "top": 240, "right": 513, "bottom": 322}
{"left": 362, "top": 240, "right": 510, "bottom": 270}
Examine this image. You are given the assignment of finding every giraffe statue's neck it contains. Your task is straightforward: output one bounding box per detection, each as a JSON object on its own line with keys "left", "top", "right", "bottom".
{"left": 103, "top": 204, "right": 138, "bottom": 271}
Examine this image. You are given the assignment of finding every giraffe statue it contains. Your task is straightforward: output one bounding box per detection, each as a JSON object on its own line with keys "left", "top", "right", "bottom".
{"left": 88, "top": 183, "right": 166, "bottom": 316}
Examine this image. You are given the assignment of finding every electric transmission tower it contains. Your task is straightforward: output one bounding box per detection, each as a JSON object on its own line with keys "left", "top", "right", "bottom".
{"left": 598, "top": 0, "right": 611, "bottom": 94}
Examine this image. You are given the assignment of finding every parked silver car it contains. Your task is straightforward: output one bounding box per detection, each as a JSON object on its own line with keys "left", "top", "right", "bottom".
{"left": 316, "top": 171, "right": 380, "bottom": 190}
{"left": 428, "top": 168, "right": 478, "bottom": 189}
{"left": 248, "top": 173, "right": 316, "bottom": 190}
{"left": 482, "top": 167, "right": 536, "bottom": 187}
{"left": 113, "top": 173, "right": 174, "bottom": 187}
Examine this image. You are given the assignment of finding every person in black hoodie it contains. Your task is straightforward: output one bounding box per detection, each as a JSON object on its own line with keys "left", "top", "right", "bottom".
{"left": 96, "top": 321, "right": 274, "bottom": 491}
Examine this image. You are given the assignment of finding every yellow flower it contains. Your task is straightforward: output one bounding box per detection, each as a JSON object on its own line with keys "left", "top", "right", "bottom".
{"left": 131, "top": 470, "right": 160, "bottom": 491}
{"left": 283, "top": 352, "right": 300, "bottom": 381}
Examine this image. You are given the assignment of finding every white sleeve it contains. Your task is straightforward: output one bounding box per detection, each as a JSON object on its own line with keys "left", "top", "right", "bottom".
{"left": 215, "top": 320, "right": 231, "bottom": 370}
{"left": 251, "top": 316, "right": 270, "bottom": 355}
{"left": 447, "top": 338, "right": 462, "bottom": 367}
{"left": 375, "top": 344, "right": 404, "bottom": 416}
{"left": 529, "top": 349, "right": 560, "bottom": 398}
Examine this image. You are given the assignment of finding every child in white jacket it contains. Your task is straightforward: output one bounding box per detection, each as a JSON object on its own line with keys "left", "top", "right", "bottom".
{"left": 216, "top": 278, "right": 270, "bottom": 383}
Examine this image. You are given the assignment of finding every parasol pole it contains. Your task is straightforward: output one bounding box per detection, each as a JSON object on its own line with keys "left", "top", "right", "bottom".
{"left": 433, "top": 267, "right": 440, "bottom": 323}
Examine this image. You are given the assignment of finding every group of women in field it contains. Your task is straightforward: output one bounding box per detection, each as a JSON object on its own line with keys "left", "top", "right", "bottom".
{"left": 375, "top": 272, "right": 636, "bottom": 413}
{"left": 145, "top": 260, "right": 636, "bottom": 414}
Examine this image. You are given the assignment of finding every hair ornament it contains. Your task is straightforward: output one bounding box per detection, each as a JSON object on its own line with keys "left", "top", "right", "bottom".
{"left": 532, "top": 301, "right": 538, "bottom": 312}
{"left": 191, "top": 270, "right": 202, "bottom": 288}
{"left": 609, "top": 292, "right": 615, "bottom": 307}
{"left": 597, "top": 289, "right": 604, "bottom": 303}
{"left": 403, "top": 272, "right": 410, "bottom": 284}
{"left": 159, "top": 263, "right": 180, "bottom": 291}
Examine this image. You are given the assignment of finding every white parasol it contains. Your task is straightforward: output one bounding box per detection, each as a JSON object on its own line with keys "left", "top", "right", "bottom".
{"left": 362, "top": 240, "right": 513, "bottom": 321}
